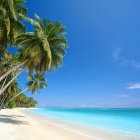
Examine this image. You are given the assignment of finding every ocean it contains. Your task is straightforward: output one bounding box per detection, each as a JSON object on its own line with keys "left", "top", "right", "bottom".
{"left": 29, "top": 108, "right": 140, "bottom": 135}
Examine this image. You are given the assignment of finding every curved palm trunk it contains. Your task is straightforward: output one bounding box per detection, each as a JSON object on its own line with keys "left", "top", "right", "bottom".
{"left": 0, "top": 68, "right": 26, "bottom": 96}
{"left": 0, "top": 60, "right": 27, "bottom": 83}
{"left": 0, "top": 96, "right": 5, "bottom": 109}
{"left": 0, "top": 94, "right": 8, "bottom": 110}
{"left": 1, "top": 76, "right": 8, "bottom": 90}
{"left": 0, "top": 98, "right": 5, "bottom": 110}
{"left": 4, "top": 87, "right": 29, "bottom": 108}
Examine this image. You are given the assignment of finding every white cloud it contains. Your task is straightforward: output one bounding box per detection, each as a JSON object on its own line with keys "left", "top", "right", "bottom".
{"left": 127, "top": 83, "right": 140, "bottom": 89}
{"left": 112, "top": 47, "right": 140, "bottom": 69}
{"left": 112, "top": 47, "right": 121, "bottom": 61}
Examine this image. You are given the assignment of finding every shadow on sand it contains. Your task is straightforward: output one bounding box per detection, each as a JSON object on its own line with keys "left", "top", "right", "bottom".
{"left": 0, "top": 114, "right": 29, "bottom": 125}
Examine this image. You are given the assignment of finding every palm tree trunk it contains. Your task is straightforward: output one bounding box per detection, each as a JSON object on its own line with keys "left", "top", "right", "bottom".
{"left": 1, "top": 76, "right": 8, "bottom": 89}
{"left": 0, "top": 95, "right": 5, "bottom": 109}
{"left": 4, "top": 88, "right": 29, "bottom": 108}
{"left": 0, "top": 93, "right": 8, "bottom": 110}
{"left": 0, "top": 97, "right": 5, "bottom": 110}
{"left": 0, "top": 60, "right": 27, "bottom": 83}
{"left": 0, "top": 69, "right": 24, "bottom": 96}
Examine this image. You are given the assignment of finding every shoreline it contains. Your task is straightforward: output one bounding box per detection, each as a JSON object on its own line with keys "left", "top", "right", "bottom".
{"left": 0, "top": 108, "right": 139, "bottom": 140}
{"left": 25, "top": 108, "right": 140, "bottom": 140}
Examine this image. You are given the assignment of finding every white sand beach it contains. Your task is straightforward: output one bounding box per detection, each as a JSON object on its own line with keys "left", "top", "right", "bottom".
{"left": 0, "top": 109, "right": 139, "bottom": 140}
{"left": 0, "top": 109, "right": 95, "bottom": 140}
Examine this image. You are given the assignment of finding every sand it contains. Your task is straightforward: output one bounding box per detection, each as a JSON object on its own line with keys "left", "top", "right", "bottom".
{"left": 0, "top": 108, "right": 139, "bottom": 140}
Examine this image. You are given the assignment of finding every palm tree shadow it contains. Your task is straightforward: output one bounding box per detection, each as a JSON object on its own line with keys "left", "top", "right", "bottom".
{"left": 0, "top": 115, "right": 29, "bottom": 125}
{"left": 0, "top": 115, "right": 25, "bottom": 118}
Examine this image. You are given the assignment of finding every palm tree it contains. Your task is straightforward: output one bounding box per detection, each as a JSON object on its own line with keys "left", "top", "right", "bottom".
{"left": 15, "top": 95, "right": 37, "bottom": 108}
{"left": 0, "top": 49, "right": 19, "bottom": 76}
{"left": 17, "top": 14, "right": 67, "bottom": 73}
{"left": 4, "top": 73, "right": 47, "bottom": 108}
{"left": 0, "top": 0, "right": 27, "bottom": 88}
{"left": 0, "top": 15, "right": 67, "bottom": 95}
{"left": 0, "top": 75, "right": 19, "bottom": 109}
{"left": 0, "top": 0, "right": 27, "bottom": 47}
{"left": 0, "top": 52, "right": 22, "bottom": 96}
{"left": 27, "top": 73, "right": 47, "bottom": 93}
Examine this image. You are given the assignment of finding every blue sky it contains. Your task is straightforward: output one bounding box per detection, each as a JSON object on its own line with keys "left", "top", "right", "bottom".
{"left": 17, "top": 0, "right": 140, "bottom": 108}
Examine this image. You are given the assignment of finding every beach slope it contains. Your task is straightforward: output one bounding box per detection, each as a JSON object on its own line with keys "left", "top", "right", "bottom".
{"left": 0, "top": 109, "right": 95, "bottom": 140}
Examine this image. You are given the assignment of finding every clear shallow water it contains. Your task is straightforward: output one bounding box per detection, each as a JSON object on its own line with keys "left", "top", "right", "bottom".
{"left": 29, "top": 108, "right": 140, "bottom": 135}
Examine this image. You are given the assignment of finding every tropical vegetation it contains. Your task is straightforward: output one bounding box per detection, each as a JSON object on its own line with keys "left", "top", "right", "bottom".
{"left": 0, "top": 0, "right": 68, "bottom": 109}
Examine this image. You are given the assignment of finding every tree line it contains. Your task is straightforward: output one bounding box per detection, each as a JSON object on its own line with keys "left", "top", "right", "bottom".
{"left": 0, "top": 0, "right": 68, "bottom": 109}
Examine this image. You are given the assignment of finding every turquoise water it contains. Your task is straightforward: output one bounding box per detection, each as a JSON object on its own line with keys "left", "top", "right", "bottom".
{"left": 29, "top": 108, "right": 140, "bottom": 135}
